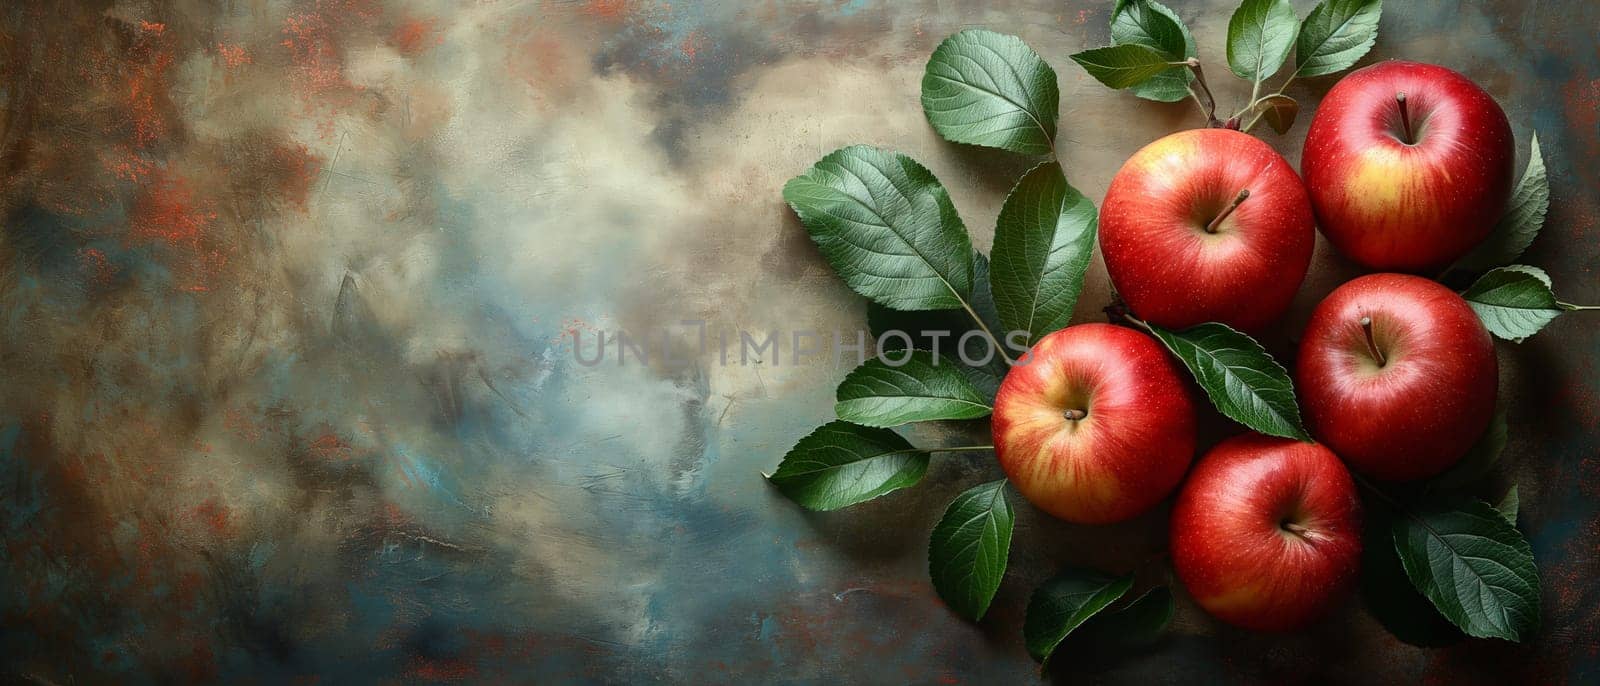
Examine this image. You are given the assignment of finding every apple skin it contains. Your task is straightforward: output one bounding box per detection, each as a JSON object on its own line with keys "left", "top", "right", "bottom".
{"left": 1100, "top": 128, "right": 1315, "bottom": 332}
{"left": 1171, "top": 434, "right": 1363, "bottom": 632}
{"left": 1296, "top": 273, "right": 1497, "bottom": 481}
{"left": 1302, "top": 60, "right": 1515, "bottom": 272}
{"left": 992, "top": 323, "right": 1196, "bottom": 523}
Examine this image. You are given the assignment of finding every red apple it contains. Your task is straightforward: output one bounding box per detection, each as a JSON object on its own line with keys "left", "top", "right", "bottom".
{"left": 1302, "top": 60, "right": 1515, "bottom": 272}
{"left": 1171, "top": 434, "right": 1363, "bottom": 632}
{"left": 1296, "top": 273, "right": 1497, "bottom": 481}
{"left": 1099, "top": 128, "right": 1315, "bottom": 332}
{"left": 992, "top": 323, "right": 1196, "bottom": 523}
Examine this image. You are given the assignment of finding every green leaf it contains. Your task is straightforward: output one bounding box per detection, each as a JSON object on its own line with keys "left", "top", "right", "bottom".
{"left": 1428, "top": 406, "right": 1507, "bottom": 492}
{"left": 990, "top": 163, "right": 1098, "bottom": 345}
{"left": 835, "top": 350, "right": 991, "bottom": 427}
{"left": 1024, "top": 569, "right": 1133, "bottom": 665}
{"left": 1257, "top": 93, "right": 1299, "bottom": 134}
{"left": 768, "top": 421, "right": 928, "bottom": 510}
{"left": 1126, "top": 66, "right": 1194, "bottom": 103}
{"left": 967, "top": 252, "right": 1006, "bottom": 350}
{"left": 1146, "top": 322, "right": 1309, "bottom": 441}
{"left": 929, "top": 479, "right": 1015, "bottom": 620}
{"left": 1112, "top": 0, "right": 1191, "bottom": 59}
{"left": 1461, "top": 265, "right": 1565, "bottom": 342}
{"left": 1111, "top": 0, "right": 1197, "bottom": 101}
{"left": 1070, "top": 44, "right": 1177, "bottom": 90}
{"left": 784, "top": 146, "right": 975, "bottom": 311}
{"left": 1292, "top": 0, "right": 1383, "bottom": 78}
{"left": 868, "top": 252, "right": 1009, "bottom": 400}
{"left": 1360, "top": 504, "right": 1464, "bottom": 647}
{"left": 1455, "top": 134, "right": 1549, "bottom": 272}
{"left": 921, "top": 29, "right": 1059, "bottom": 155}
{"left": 1227, "top": 0, "right": 1298, "bottom": 82}
{"left": 1497, "top": 486, "right": 1520, "bottom": 524}
{"left": 1077, "top": 587, "right": 1175, "bottom": 647}
{"left": 1392, "top": 499, "right": 1541, "bottom": 641}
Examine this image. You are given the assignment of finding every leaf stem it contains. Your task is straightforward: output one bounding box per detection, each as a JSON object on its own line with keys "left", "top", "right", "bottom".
{"left": 1350, "top": 470, "right": 1458, "bottom": 548}
{"left": 1237, "top": 75, "right": 1296, "bottom": 134}
{"left": 1185, "top": 59, "right": 1220, "bottom": 127}
{"left": 1185, "top": 86, "right": 1210, "bottom": 122}
{"left": 959, "top": 298, "right": 1017, "bottom": 366}
{"left": 1350, "top": 470, "right": 1403, "bottom": 509}
{"left": 925, "top": 445, "right": 995, "bottom": 453}
{"left": 1559, "top": 302, "right": 1600, "bottom": 311}
{"left": 1123, "top": 313, "right": 1154, "bottom": 333}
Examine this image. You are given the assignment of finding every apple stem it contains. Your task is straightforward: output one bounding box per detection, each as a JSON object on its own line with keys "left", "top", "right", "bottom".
{"left": 1359, "top": 316, "right": 1387, "bottom": 367}
{"left": 1395, "top": 92, "right": 1415, "bottom": 144}
{"left": 1281, "top": 521, "right": 1310, "bottom": 536}
{"left": 1204, "top": 189, "right": 1250, "bottom": 234}
{"left": 1063, "top": 409, "right": 1087, "bottom": 421}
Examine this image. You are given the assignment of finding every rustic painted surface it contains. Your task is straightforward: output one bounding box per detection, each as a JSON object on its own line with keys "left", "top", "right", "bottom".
{"left": 0, "top": 1, "right": 1596, "bottom": 683}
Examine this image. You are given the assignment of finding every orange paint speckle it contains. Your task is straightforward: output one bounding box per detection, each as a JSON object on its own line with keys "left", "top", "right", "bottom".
{"left": 77, "top": 248, "right": 116, "bottom": 288}
{"left": 272, "top": 142, "right": 323, "bottom": 211}
{"left": 278, "top": 0, "right": 380, "bottom": 140}
{"left": 391, "top": 17, "right": 441, "bottom": 56}
{"left": 130, "top": 172, "right": 216, "bottom": 247}
{"left": 128, "top": 171, "right": 229, "bottom": 291}
{"left": 190, "top": 499, "right": 232, "bottom": 536}
{"left": 216, "top": 43, "right": 252, "bottom": 69}
{"left": 508, "top": 33, "right": 576, "bottom": 99}
{"left": 101, "top": 145, "right": 155, "bottom": 182}
{"left": 679, "top": 30, "right": 707, "bottom": 61}
{"left": 282, "top": 13, "right": 351, "bottom": 96}
{"left": 583, "top": 0, "right": 631, "bottom": 21}
{"left": 381, "top": 502, "right": 410, "bottom": 527}
{"left": 224, "top": 406, "right": 265, "bottom": 442}
{"left": 127, "top": 20, "right": 177, "bottom": 147}
{"left": 406, "top": 656, "right": 477, "bottom": 682}
{"left": 308, "top": 432, "right": 354, "bottom": 461}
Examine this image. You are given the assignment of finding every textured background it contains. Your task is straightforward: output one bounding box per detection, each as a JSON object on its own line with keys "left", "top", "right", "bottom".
{"left": 1, "top": 0, "right": 1597, "bottom": 683}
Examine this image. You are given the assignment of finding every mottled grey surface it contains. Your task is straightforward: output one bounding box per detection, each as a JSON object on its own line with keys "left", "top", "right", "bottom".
{"left": 1, "top": 0, "right": 1597, "bottom": 683}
